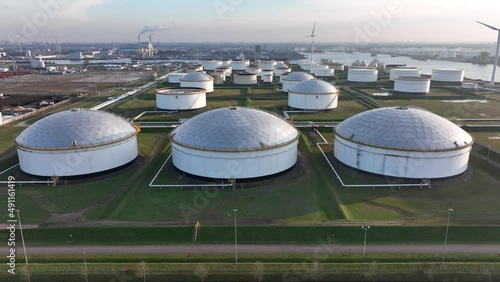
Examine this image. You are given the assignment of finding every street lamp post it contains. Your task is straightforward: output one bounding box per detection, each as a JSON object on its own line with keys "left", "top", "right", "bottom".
{"left": 83, "top": 251, "right": 87, "bottom": 267}
{"left": 362, "top": 226, "right": 370, "bottom": 257}
{"left": 442, "top": 208, "right": 453, "bottom": 263}
{"left": 233, "top": 208, "right": 238, "bottom": 264}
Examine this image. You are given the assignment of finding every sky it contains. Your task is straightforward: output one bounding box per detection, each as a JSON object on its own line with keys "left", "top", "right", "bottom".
{"left": 0, "top": 0, "right": 499, "bottom": 43}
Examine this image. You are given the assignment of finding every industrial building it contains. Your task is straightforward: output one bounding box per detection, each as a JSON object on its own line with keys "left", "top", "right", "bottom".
{"left": 180, "top": 72, "right": 214, "bottom": 93}
{"left": 334, "top": 106, "right": 473, "bottom": 178}
{"left": 389, "top": 68, "right": 422, "bottom": 81}
{"left": 347, "top": 67, "right": 378, "bottom": 82}
{"left": 156, "top": 88, "right": 206, "bottom": 110}
{"left": 170, "top": 106, "right": 299, "bottom": 179}
{"left": 281, "top": 72, "right": 314, "bottom": 92}
{"left": 288, "top": 79, "right": 338, "bottom": 110}
{"left": 432, "top": 69, "right": 465, "bottom": 82}
{"left": 234, "top": 73, "right": 258, "bottom": 85}
{"left": 394, "top": 77, "right": 431, "bottom": 94}
{"left": 15, "top": 109, "right": 139, "bottom": 177}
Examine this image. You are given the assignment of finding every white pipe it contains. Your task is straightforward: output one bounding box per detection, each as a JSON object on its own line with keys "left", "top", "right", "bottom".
{"left": 0, "top": 163, "right": 19, "bottom": 176}
{"left": 0, "top": 181, "right": 54, "bottom": 184}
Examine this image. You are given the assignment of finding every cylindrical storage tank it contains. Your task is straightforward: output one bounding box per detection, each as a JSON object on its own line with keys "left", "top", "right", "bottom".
{"left": 300, "top": 62, "right": 314, "bottom": 71}
{"left": 180, "top": 72, "right": 214, "bottom": 93}
{"left": 234, "top": 73, "right": 257, "bottom": 85}
{"left": 281, "top": 72, "right": 314, "bottom": 92}
{"left": 432, "top": 69, "right": 464, "bottom": 82}
{"left": 394, "top": 77, "right": 431, "bottom": 94}
{"left": 156, "top": 88, "right": 206, "bottom": 110}
{"left": 202, "top": 60, "right": 223, "bottom": 71}
{"left": 222, "top": 59, "right": 232, "bottom": 67}
{"left": 260, "top": 71, "right": 274, "bottom": 83}
{"left": 14, "top": 109, "right": 139, "bottom": 177}
{"left": 347, "top": 67, "right": 378, "bottom": 82}
{"left": 328, "top": 63, "right": 344, "bottom": 71}
{"left": 232, "top": 60, "right": 250, "bottom": 71}
{"left": 389, "top": 68, "right": 422, "bottom": 81}
{"left": 334, "top": 106, "right": 474, "bottom": 179}
{"left": 215, "top": 66, "right": 232, "bottom": 77}
{"left": 288, "top": 79, "right": 338, "bottom": 110}
{"left": 260, "top": 60, "right": 275, "bottom": 71}
{"left": 275, "top": 67, "right": 292, "bottom": 77}
{"left": 246, "top": 66, "right": 262, "bottom": 76}
{"left": 314, "top": 68, "right": 335, "bottom": 77}
{"left": 168, "top": 73, "right": 187, "bottom": 84}
{"left": 211, "top": 72, "right": 225, "bottom": 85}
{"left": 170, "top": 107, "right": 299, "bottom": 179}
{"left": 311, "top": 64, "right": 328, "bottom": 75}
{"left": 186, "top": 66, "right": 203, "bottom": 73}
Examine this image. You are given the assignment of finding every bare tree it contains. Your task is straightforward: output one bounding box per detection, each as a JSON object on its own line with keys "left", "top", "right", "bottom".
{"left": 136, "top": 260, "right": 149, "bottom": 282}
{"left": 80, "top": 265, "right": 89, "bottom": 282}
{"left": 364, "top": 261, "right": 378, "bottom": 282}
{"left": 252, "top": 261, "right": 265, "bottom": 282}
{"left": 194, "top": 264, "right": 209, "bottom": 282}
{"left": 307, "top": 260, "right": 322, "bottom": 282}
{"left": 20, "top": 265, "right": 32, "bottom": 282}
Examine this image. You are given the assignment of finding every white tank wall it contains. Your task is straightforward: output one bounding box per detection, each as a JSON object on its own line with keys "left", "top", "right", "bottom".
{"left": 232, "top": 60, "right": 250, "bottom": 71}
{"left": 202, "top": 61, "right": 223, "bottom": 71}
{"left": 216, "top": 68, "right": 232, "bottom": 77}
{"left": 282, "top": 81, "right": 301, "bottom": 92}
{"left": 171, "top": 140, "right": 298, "bottom": 179}
{"left": 17, "top": 137, "right": 138, "bottom": 177}
{"left": 234, "top": 74, "right": 257, "bottom": 85}
{"left": 288, "top": 93, "right": 338, "bottom": 110}
{"left": 246, "top": 67, "right": 262, "bottom": 76}
{"left": 432, "top": 69, "right": 464, "bottom": 82}
{"left": 261, "top": 74, "right": 273, "bottom": 83}
{"left": 334, "top": 135, "right": 471, "bottom": 179}
{"left": 260, "top": 61, "right": 275, "bottom": 71}
{"left": 347, "top": 69, "right": 378, "bottom": 82}
{"left": 330, "top": 64, "right": 344, "bottom": 71}
{"left": 394, "top": 79, "right": 431, "bottom": 94}
{"left": 156, "top": 92, "right": 206, "bottom": 110}
{"left": 315, "top": 68, "right": 335, "bottom": 77}
{"left": 389, "top": 69, "right": 421, "bottom": 81}
{"left": 168, "top": 73, "right": 187, "bottom": 83}
{"left": 275, "top": 68, "right": 292, "bottom": 77}
{"left": 180, "top": 80, "right": 214, "bottom": 93}
{"left": 222, "top": 60, "right": 232, "bottom": 67}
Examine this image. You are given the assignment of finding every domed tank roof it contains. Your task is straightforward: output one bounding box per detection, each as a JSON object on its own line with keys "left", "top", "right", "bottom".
{"left": 170, "top": 107, "right": 299, "bottom": 152}
{"left": 282, "top": 72, "right": 314, "bottom": 81}
{"left": 180, "top": 72, "right": 213, "bottom": 82}
{"left": 335, "top": 107, "right": 473, "bottom": 151}
{"left": 289, "top": 79, "right": 338, "bottom": 95}
{"left": 275, "top": 63, "right": 289, "bottom": 69}
{"left": 15, "top": 109, "right": 137, "bottom": 149}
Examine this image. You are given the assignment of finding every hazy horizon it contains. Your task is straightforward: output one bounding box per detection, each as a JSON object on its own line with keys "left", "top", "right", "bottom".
{"left": 1, "top": 0, "right": 499, "bottom": 44}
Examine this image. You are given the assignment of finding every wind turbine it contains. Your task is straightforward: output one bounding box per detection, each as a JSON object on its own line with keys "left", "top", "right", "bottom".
{"left": 477, "top": 21, "right": 500, "bottom": 86}
{"left": 304, "top": 22, "right": 316, "bottom": 64}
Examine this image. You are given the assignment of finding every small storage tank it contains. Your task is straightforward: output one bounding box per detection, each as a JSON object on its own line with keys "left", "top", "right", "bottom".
{"left": 212, "top": 72, "right": 226, "bottom": 85}
{"left": 215, "top": 66, "right": 232, "bottom": 77}
{"left": 246, "top": 66, "right": 262, "bottom": 76}
{"left": 274, "top": 63, "right": 292, "bottom": 76}
{"left": 232, "top": 60, "right": 250, "bottom": 71}
{"left": 222, "top": 59, "right": 232, "bottom": 67}
{"left": 261, "top": 71, "right": 273, "bottom": 83}
{"left": 186, "top": 65, "right": 203, "bottom": 73}
{"left": 394, "top": 77, "right": 431, "bottom": 94}
{"left": 389, "top": 68, "right": 422, "bottom": 81}
{"left": 288, "top": 79, "right": 338, "bottom": 110}
{"left": 156, "top": 88, "right": 207, "bottom": 110}
{"left": 347, "top": 67, "right": 378, "bottom": 82}
{"left": 180, "top": 72, "right": 214, "bottom": 93}
{"left": 328, "top": 63, "right": 344, "bottom": 71}
{"left": 234, "top": 73, "right": 258, "bottom": 85}
{"left": 314, "top": 68, "right": 335, "bottom": 77}
{"left": 202, "top": 60, "right": 223, "bottom": 71}
{"left": 260, "top": 60, "right": 276, "bottom": 71}
{"left": 281, "top": 72, "right": 315, "bottom": 92}
{"left": 168, "top": 73, "right": 187, "bottom": 84}
{"left": 432, "top": 69, "right": 465, "bottom": 82}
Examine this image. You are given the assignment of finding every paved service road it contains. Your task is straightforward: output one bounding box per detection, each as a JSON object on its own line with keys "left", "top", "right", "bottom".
{"left": 3, "top": 244, "right": 499, "bottom": 255}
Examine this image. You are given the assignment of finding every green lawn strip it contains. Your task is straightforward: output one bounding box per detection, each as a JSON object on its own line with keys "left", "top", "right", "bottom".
{"left": 3, "top": 225, "right": 499, "bottom": 246}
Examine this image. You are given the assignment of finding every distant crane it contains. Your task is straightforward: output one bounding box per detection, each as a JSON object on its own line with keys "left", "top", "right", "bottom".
{"left": 304, "top": 22, "right": 316, "bottom": 63}
{"left": 477, "top": 21, "right": 500, "bottom": 86}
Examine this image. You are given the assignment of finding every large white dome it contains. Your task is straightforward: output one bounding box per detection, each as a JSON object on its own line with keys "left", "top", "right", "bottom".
{"left": 289, "top": 79, "right": 338, "bottom": 95}
{"left": 335, "top": 107, "right": 473, "bottom": 152}
{"left": 15, "top": 109, "right": 137, "bottom": 150}
{"left": 282, "top": 72, "right": 314, "bottom": 82}
{"left": 180, "top": 72, "right": 213, "bottom": 82}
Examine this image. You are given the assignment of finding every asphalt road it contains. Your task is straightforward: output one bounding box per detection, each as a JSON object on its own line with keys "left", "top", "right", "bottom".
{"left": 3, "top": 244, "right": 500, "bottom": 255}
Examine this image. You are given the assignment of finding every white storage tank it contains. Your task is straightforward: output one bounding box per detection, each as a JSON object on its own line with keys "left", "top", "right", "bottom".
{"left": 261, "top": 71, "right": 274, "bottom": 83}
{"left": 170, "top": 107, "right": 299, "bottom": 179}
{"left": 394, "top": 77, "right": 431, "bottom": 94}
{"left": 260, "top": 60, "right": 276, "bottom": 71}
{"left": 334, "top": 106, "right": 473, "bottom": 179}
{"left": 168, "top": 73, "right": 187, "bottom": 84}
{"left": 202, "top": 60, "right": 223, "bottom": 71}
{"left": 389, "top": 68, "right": 422, "bottom": 81}
{"left": 180, "top": 72, "right": 214, "bottom": 93}
{"left": 212, "top": 72, "right": 225, "bottom": 85}
{"left": 186, "top": 65, "right": 203, "bottom": 73}
{"left": 314, "top": 68, "right": 335, "bottom": 77}
{"left": 15, "top": 109, "right": 139, "bottom": 177}
{"left": 281, "top": 72, "right": 314, "bottom": 92}
{"left": 288, "top": 79, "right": 338, "bottom": 110}
{"left": 215, "top": 66, "right": 232, "bottom": 77}
{"left": 274, "top": 63, "right": 292, "bottom": 77}
{"left": 222, "top": 59, "right": 232, "bottom": 67}
{"left": 246, "top": 66, "right": 262, "bottom": 76}
{"left": 234, "top": 73, "right": 257, "bottom": 85}
{"left": 156, "top": 88, "right": 207, "bottom": 110}
{"left": 432, "top": 69, "right": 464, "bottom": 82}
{"left": 328, "top": 63, "right": 344, "bottom": 71}
{"left": 232, "top": 60, "right": 250, "bottom": 71}
{"left": 347, "top": 67, "right": 378, "bottom": 82}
